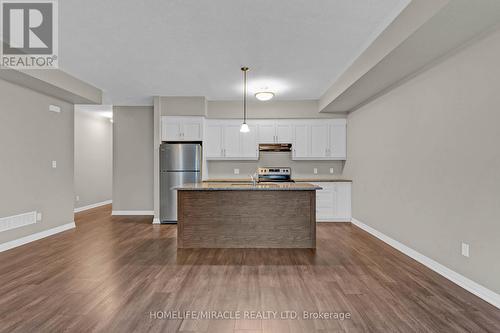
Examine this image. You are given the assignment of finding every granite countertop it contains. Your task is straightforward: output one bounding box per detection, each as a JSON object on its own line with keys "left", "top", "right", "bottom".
{"left": 294, "top": 178, "right": 352, "bottom": 182}
{"left": 176, "top": 182, "right": 322, "bottom": 191}
{"left": 203, "top": 178, "right": 352, "bottom": 183}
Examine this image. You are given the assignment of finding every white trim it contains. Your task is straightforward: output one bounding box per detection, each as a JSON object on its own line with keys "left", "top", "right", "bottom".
{"left": 74, "top": 200, "right": 112, "bottom": 213}
{"left": 317, "top": 218, "right": 351, "bottom": 222}
{"left": 351, "top": 218, "right": 500, "bottom": 309}
{"left": 152, "top": 217, "right": 161, "bottom": 224}
{"left": 0, "top": 222, "right": 76, "bottom": 253}
{"left": 111, "top": 211, "right": 154, "bottom": 216}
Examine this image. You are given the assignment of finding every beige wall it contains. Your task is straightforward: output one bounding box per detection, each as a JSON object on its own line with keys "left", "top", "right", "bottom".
{"left": 112, "top": 106, "right": 154, "bottom": 212}
{"left": 207, "top": 153, "right": 344, "bottom": 179}
{"left": 0, "top": 79, "right": 74, "bottom": 244}
{"left": 208, "top": 100, "right": 346, "bottom": 119}
{"left": 74, "top": 110, "right": 112, "bottom": 209}
{"left": 159, "top": 96, "right": 206, "bottom": 116}
{"left": 344, "top": 28, "right": 500, "bottom": 293}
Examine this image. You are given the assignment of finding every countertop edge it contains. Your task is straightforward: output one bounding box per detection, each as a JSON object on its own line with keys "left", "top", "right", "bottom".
{"left": 203, "top": 178, "right": 352, "bottom": 183}
{"left": 176, "top": 182, "right": 322, "bottom": 191}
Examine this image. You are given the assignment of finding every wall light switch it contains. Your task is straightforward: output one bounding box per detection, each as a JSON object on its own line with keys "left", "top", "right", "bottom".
{"left": 461, "top": 242, "right": 470, "bottom": 257}
{"left": 313, "top": 168, "right": 318, "bottom": 174}
{"left": 76, "top": 195, "right": 80, "bottom": 202}
{"left": 52, "top": 160, "right": 57, "bottom": 168}
{"left": 49, "top": 105, "right": 61, "bottom": 113}
{"left": 36, "top": 213, "right": 42, "bottom": 221}
{"left": 234, "top": 168, "right": 240, "bottom": 175}
{"left": 330, "top": 168, "right": 334, "bottom": 174}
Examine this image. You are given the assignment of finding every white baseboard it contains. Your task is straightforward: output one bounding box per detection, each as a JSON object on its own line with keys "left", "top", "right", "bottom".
{"left": 0, "top": 222, "right": 76, "bottom": 253}
{"left": 74, "top": 200, "right": 112, "bottom": 213}
{"left": 111, "top": 210, "right": 154, "bottom": 216}
{"left": 152, "top": 217, "right": 161, "bottom": 224}
{"left": 317, "top": 218, "right": 352, "bottom": 222}
{"left": 351, "top": 218, "right": 500, "bottom": 309}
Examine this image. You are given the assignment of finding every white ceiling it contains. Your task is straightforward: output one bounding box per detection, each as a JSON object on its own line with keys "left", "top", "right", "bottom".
{"left": 321, "top": 0, "right": 500, "bottom": 112}
{"left": 59, "top": 0, "right": 410, "bottom": 105}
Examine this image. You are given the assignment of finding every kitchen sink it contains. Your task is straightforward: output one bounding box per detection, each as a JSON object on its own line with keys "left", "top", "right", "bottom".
{"left": 229, "top": 183, "right": 280, "bottom": 187}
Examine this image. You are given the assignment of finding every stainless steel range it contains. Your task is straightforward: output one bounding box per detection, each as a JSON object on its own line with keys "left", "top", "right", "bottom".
{"left": 257, "top": 167, "right": 294, "bottom": 183}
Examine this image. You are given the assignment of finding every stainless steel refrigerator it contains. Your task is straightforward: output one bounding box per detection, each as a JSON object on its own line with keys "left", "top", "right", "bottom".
{"left": 160, "top": 143, "right": 202, "bottom": 222}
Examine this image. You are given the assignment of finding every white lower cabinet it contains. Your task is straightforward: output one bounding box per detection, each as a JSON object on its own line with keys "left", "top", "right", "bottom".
{"left": 310, "top": 182, "right": 351, "bottom": 222}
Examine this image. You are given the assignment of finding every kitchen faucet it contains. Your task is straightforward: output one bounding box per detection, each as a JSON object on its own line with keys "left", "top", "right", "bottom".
{"left": 250, "top": 172, "right": 258, "bottom": 186}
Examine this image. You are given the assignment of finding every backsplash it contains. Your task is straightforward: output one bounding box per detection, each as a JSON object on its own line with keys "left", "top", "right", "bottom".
{"left": 206, "top": 152, "right": 345, "bottom": 179}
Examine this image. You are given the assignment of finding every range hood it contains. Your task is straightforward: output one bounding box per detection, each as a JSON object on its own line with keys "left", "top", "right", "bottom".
{"left": 258, "top": 143, "right": 292, "bottom": 152}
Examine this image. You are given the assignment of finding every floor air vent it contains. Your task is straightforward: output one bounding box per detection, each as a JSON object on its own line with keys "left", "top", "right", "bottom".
{"left": 0, "top": 211, "right": 37, "bottom": 233}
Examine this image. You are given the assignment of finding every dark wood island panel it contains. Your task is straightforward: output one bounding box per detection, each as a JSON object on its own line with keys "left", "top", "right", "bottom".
{"left": 177, "top": 190, "right": 316, "bottom": 248}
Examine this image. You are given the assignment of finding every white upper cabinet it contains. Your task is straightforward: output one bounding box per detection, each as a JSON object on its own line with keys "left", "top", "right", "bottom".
{"left": 257, "top": 120, "right": 276, "bottom": 143}
{"left": 205, "top": 123, "right": 224, "bottom": 159}
{"left": 275, "top": 121, "right": 293, "bottom": 143}
{"left": 310, "top": 123, "right": 329, "bottom": 158}
{"left": 292, "top": 119, "right": 346, "bottom": 160}
{"left": 182, "top": 118, "right": 204, "bottom": 141}
{"left": 204, "top": 120, "right": 258, "bottom": 160}
{"left": 161, "top": 116, "right": 203, "bottom": 141}
{"left": 161, "top": 118, "right": 181, "bottom": 141}
{"left": 240, "top": 124, "right": 258, "bottom": 158}
{"left": 292, "top": 124, "right": 309, "bottom": 159}
{"left": 257, "top": 120, "right": 293, "bottom": 143}
{"left": 222, "top": 123, "right": 242, "bottom": 158}
{"left": 203, "top": 118, "right": 346, "bottom": 161}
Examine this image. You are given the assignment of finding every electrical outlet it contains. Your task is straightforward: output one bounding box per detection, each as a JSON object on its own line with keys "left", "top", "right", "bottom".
{"left": 52, "top": 160, "right": 57, "bottom": 168}
{"left": 234, "top": 168, "right": 240, "bottom": 175}
{"left": 36, "top": 213, "right": 42, "bottom": 221}
{"left": 329, "top": 168, "right": 334, "bottom": 174}
{"left": 76, "top": 195, "right": 80, "bottom": 202}
{"left": 461, "top": 242, "right": 470, "bottom": 257}
{"left": 313, "top": 168, "right": 318, "bottom": 174}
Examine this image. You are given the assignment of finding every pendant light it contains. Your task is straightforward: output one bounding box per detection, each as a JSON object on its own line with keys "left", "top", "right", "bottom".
{"left": 240, "top": 67, "right": 250, "bottom": 133}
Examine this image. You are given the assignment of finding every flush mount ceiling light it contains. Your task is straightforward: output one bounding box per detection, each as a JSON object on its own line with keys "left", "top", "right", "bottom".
{"left": 240, "top": 67, "right": 250, "bottom": 133}
{"left": 255, "top": 91, "right": 275, "bottom": 101}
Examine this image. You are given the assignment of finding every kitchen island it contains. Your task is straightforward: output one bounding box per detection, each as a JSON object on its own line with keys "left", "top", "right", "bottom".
{"left": 175, "top": 182, "right": 321, "bottom": 249}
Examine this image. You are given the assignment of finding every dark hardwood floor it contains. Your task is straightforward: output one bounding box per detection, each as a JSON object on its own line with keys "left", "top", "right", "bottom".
{"left": 0, "top": 205, "right": 499, "bottom": 332}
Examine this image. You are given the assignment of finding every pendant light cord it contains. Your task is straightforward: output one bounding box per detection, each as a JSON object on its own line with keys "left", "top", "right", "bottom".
{"left": 242, "top": 67, "right": 249, "bottom": 123}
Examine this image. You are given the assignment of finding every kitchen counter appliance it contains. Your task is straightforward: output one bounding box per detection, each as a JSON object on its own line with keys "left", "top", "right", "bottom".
{"left": 257, "top": 167, "right": 293, "bottom": 183}
{"left": 160, "top": 142, "right": 202, "bottom": 223}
